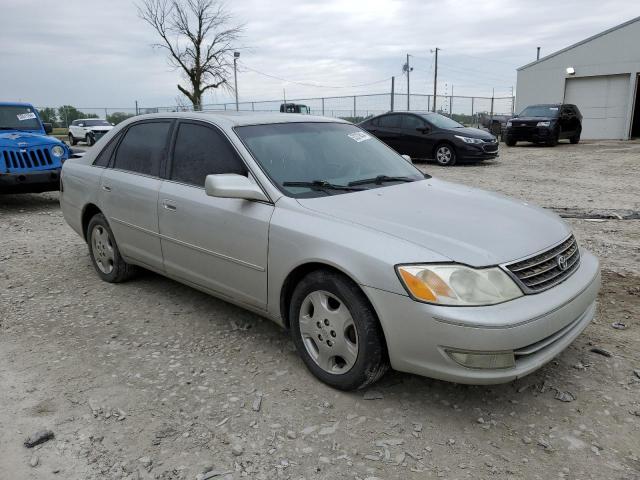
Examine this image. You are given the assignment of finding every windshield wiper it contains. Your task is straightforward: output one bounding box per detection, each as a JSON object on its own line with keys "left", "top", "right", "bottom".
{"left": 348, "top": 175, "right": 416, "bottom": 187}
{"left": 282, "top": 180, "right": 364, "bottom": 192}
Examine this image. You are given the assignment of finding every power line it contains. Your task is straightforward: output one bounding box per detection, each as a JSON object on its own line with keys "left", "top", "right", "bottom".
{"left": 238, "top": 62, "right": 392, "bottom": 89}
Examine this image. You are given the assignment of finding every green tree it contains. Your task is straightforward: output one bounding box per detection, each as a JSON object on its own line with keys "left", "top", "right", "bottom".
{"left": 38, "top": 107, "right": 59, "bottom": 126}
{"left": 106, "top": 112, "right": 135, "bottom": 125}
{"left": 57, "top": 106, "right": 98, "bottom": 126}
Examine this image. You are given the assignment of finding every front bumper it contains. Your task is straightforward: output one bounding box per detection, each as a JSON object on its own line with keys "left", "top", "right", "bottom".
{"left": 364, "top": 249, "right": 600, "bottom": 384}
{"left": 0, "top": 168, "right": 61, "bottom": 193}
{"left": 505, "top": 126, "right": 554, "bottom": 143}
{"left": 456, "top": 142, "right": 499, "bottom": 160}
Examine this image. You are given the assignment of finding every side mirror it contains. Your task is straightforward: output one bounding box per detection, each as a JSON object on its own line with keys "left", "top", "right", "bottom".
{"left": 111, "top": 123, "right": 115, "bottom": 126}
{"left": 43, "top": 123, "right": 53, "bottom": 134}
{"left": 78, "top": 123, "right": 85, "bottom": 127}
{"left": 401, "top": 154, "right": 412, "bottom": 163}
{"left": 512, "top": 114, "right": 519, "bottom": 118}
{"left": 205, "top": 174, "right": 268, "bottom": 202}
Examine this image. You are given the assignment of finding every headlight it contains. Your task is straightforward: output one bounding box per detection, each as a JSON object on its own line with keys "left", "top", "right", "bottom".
{"left": 51, "top": 145, "right": 65, "bottom": 157}
{"left": 506, "top": 121, "right": 512, "bottom": 127}
{"left": 454, "top": 135, "right": 484, "bottom": 144}
{"left": 396, "top": 264, "right": 523, "bottom": 306}
{"left": 536, "top": 121, "right": 550, "bottom": 127}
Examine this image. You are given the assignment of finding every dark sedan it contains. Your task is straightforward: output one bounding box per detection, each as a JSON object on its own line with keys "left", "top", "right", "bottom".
{"left": 358, "top": 112, "right": 498, "bottom": 166}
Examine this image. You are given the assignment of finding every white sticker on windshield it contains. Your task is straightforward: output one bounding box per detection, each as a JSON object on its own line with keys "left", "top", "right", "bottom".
{"left": 549, "top": 107, "right": 559, "bottom": 111}
{"left": 17, "top": 112, "right": 37, "bottom": 121}
{"left": 347, "top": 132, "right": 371, "bottom": 142}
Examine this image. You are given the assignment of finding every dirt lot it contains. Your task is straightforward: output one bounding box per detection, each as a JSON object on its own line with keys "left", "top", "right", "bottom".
{"left": 1, "top": 140, "right": 639, "bottom": 480}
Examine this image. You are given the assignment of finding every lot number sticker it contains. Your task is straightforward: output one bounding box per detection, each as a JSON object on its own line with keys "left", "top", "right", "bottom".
{"left": 17, "top": 112, "right": 37, "bottom": 121}
{"left": 347, "top": 132, "right": 372, "bottom": 142}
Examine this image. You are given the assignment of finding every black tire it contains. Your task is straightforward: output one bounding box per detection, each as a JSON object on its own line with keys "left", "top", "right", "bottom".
{"left": 434, "top": 143, "right": 457, "bottom": 166}
{"left": 504, "top": 135, "right": 516, "bottom": 147}
{"left": 570, "top": 133, "right": 581, "bottom": 144}
{"left": 546, "top": 129, "right": 559, "bottom": 147}
{"left": 289, "top": 270, "right": 389, "bottom": 390}
{"left": 86, "top": 134, "right": 95, "bottom": 146}
{"left": 68, "top": 133, "right": 77, "bottom": 146}
{"left": 86, "top": 213, "right": 137, "bottom": 283}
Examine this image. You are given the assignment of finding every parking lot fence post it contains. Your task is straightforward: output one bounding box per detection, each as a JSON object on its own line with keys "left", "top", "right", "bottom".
{"left": 353, "top": 96, "right": 356, "bottom": 119}
{"left": 390, "top": 77, "right": 395, "bottom": 112}
{"left": 322, "top": 98, "right": 325, "bottom": 116}
{"left": 252, "top": 102, "right": 255, "bottom": 112}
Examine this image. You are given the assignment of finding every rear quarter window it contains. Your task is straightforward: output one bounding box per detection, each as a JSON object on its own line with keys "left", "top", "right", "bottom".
{"left": 93, "top": 131, "right": 123, "bottom": 167}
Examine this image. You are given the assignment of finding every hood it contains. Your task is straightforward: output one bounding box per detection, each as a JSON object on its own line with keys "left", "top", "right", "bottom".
{"left": 510, "top": 116, "right": 557, "bottom": 123}
{"left": 0, "top": 131, "right": 65, "bottom": 148}
{"left": 444, "top": 126, "right": 495, "bottom": 140}
{"left": 296, "top": 178, "right": 570, "bottom": 266}
{"left": 89, "top": 126, "right": 113, "bottom": 132}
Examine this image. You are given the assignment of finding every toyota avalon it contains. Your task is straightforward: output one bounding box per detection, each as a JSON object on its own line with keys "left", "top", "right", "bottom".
{"left": 60, "top": 112, "right": 600, "bottom": 390}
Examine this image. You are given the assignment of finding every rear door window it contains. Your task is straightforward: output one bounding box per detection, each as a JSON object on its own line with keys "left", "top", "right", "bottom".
{"left": 93, "top": 131, "right": 122, "bottom": 167}
{"left": 378, "top": 115, "right": 401, "bottom": 128}
{"left": 401, "top": 115, "right": 426, "bottom": 130}
{"left": 170, "top": 122, "right": 247, "bottom": 187}
{"left": 113, "top": 121, "right": 171, "bottom": 176}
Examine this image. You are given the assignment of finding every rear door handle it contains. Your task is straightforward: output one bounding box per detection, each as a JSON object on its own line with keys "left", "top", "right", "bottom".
{"left": 162, "top": 200, "right": 177, "bottom": 211}
{"left": 102, "top": 185, "right": 112, "bottom": 192}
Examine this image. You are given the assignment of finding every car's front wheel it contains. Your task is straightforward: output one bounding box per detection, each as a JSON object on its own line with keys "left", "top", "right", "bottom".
{"left": 86, "top": 134, "right": 95, "bottom": 146}
{"left": 87, "top": 213, "right": 137, "bottom": 283}
{"left": 434, "top": 143, "right": 457, "bottom": 166}
{"left": 289, "top": 270, "right": 388, "bottom": 390}
{"left": 68, "top": 133, "right": 77, "bottom": 146}
{"left": 504, "top": 135, "right": 516, "bottom": 146}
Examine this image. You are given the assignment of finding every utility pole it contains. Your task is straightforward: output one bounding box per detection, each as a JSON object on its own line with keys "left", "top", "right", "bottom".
{"left": 432, "top": 48, "right": 439, "bottom": 112}
{"left": 390, "top": 76, "right": 395, "bottom": 112}
{"left": 403, "top": 54, "right": 413, "bottom": 110}
{"left": 450, "top": 85, "right": 453, "bottom": 117}
{"left": 233, "top": 52, "right": 240, "bottom": 111}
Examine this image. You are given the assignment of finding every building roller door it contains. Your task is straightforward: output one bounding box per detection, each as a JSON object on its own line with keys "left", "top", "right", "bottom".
{"left": 564, "top": 74, "right": 629, "bottom": 139}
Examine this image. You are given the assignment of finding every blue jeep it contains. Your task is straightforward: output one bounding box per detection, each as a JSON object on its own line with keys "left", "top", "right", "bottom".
{"left": 0, "top": 102, "right": 71, "bottom": 193}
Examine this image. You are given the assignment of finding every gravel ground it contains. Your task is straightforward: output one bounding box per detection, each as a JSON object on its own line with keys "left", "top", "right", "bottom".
{"left": 1, "top": 140, "right": 639, "bottom": 480}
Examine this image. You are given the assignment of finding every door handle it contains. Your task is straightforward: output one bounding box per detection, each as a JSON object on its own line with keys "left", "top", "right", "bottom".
{"left": 162, "top": 200, "right": 177, "bottom": 211}
{"left": 102, "top": 185, "right": 112, "bottom": 192}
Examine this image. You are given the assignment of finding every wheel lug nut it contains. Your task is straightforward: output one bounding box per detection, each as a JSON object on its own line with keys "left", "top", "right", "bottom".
{"left": 318, "top": 334, "right": 323, "bottom": 341}
{"left": 330, "top": 331, "right": 336, "bottom": 337}
{"left": 316, "top": 321, "right": 322, "bottom": 328}
{"left": 327, "top": 340, "right": 333, "bottom": 347}
{"left": 324, "top": 319, "right": 330, "bottom": 326}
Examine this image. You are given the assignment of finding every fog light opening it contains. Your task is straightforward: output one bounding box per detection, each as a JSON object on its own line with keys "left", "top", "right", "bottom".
{"left": 446, "top": 350, "right": 515, "bottom": 369}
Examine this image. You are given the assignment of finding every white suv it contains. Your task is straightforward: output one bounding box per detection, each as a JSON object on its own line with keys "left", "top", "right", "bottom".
{"left": 68, "top": 119, "right": 114, "bottom": 146}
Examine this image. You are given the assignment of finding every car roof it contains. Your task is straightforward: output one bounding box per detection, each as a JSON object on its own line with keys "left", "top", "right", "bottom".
{"left": 128, "top": 111, "right": 348, "bottom": 128}
{"left": 0, "top": 102, "right": 35, "bottom": 107}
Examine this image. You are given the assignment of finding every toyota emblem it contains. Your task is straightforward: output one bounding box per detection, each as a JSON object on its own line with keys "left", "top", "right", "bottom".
{"left": 557, "top": 254, "right": 568, "bottom": 271}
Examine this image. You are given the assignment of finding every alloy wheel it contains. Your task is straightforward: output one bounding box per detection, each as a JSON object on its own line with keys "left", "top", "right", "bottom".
{"left": 436, "top": 146, "right": 453, "bottom": 165}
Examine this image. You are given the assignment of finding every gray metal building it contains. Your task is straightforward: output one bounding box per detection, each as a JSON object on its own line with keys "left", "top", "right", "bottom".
{"left": 516, "top": 17, "right": 640, "bottom": 140}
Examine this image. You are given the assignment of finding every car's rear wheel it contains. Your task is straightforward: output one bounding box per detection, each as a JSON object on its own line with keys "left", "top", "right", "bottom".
{"left": 87, "top": 213, "right": 136, "bottom": 283}
{"left": 435, "top": 144, "right": 457, "bottom": 166}
{"left": 68, "top": 133, "right": 77, "bottom": 146}
{"left": 289, "top": 270, "right": 388, "bottom": 390}
{"left": 570, "top": 132, "right": 581, "bottom": 144}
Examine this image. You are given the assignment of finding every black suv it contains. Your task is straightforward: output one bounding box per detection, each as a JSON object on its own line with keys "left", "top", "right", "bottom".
{"left": 358, "top": 112, "right": 498, "bottom": 166}
{"left": 504, "top": 104, "right": 582, "bottom": 146}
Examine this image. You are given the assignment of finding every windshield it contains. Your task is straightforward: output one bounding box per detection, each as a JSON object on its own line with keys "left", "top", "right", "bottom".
{"left": 83, "top": 119, "right": 111, "bottom": 127}
{"left": 419, "top": 113, "right": 463, "bottom": 129}
{"left": 0, "top": 105, "right": 42, "bottom": 131}
{"left": 235, "top": 122, "right": 425, "bottom": 198}
{"left": 519, "top": 105, "right": 559, "bottom": 117}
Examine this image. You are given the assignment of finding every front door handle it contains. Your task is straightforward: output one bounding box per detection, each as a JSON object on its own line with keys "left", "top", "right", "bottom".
{"left": 162, "top": 200, "right": 177, "bottom": 211}
{"left": 102, "top": 185, "right": 112, "bottom": 192}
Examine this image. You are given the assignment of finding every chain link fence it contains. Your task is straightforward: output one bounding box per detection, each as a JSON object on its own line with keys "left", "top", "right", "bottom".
{"left": 38, "top": 93, "right": 515, "bottom": 130}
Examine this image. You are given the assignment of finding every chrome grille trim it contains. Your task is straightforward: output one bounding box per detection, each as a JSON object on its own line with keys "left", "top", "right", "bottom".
{"left": 503, "top": 235, "right": 580, "bottom": 294}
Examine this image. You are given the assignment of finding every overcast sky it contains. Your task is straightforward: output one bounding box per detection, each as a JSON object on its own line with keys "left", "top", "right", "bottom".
{"left": 1, "top": 0, "right": 638, "bottom": 111}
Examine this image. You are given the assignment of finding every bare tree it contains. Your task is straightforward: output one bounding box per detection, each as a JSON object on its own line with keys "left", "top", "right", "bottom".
{"left": 138, "top": 0, "right": 243, "bottom": 109}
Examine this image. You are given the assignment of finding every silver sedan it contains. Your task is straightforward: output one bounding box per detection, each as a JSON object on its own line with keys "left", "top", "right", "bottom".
{"left": 60, "top": 112, "right": 600, "bottom": 390}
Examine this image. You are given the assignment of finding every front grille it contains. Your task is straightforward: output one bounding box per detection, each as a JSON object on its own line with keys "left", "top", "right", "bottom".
{"left": 504, "top": 235, "right": 580, "bottom": 293}
{"left": 2, "top": 148, "right": 54, "bottom": 172}
{"left": 482, "top": 143, "right": 498, "bottom": 153}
